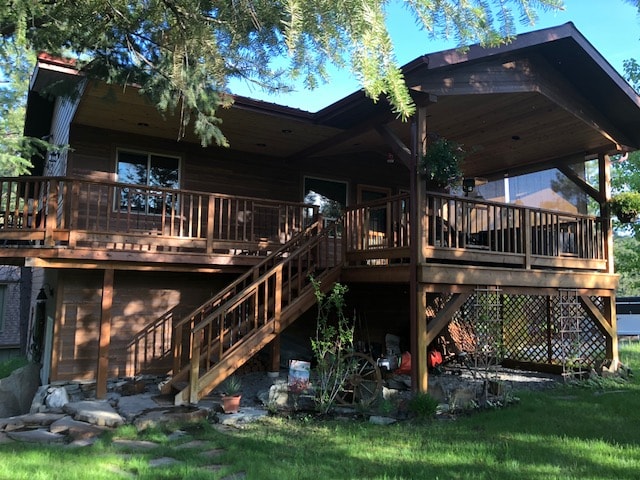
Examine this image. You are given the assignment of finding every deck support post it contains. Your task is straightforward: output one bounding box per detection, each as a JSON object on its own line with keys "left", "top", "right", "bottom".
{"left": 410, "top": 103, "right": 429, "bottom": 392}
{"left": 604, "top": 294, "right": 619, "bottom": 364}
{"left": 269, "top": 336, "right": 281, "bottom": 374}
{"left": 598, "top": 154, "right": 619, "bottom": 365}
{"left": 416, "top": 285, "right": 428, "bottom": 392}
{"left": 600, "top": 154, "right": 614, "bottom": 275}
{"left": 96, "top": 268, "right": 114, "bottom": 399}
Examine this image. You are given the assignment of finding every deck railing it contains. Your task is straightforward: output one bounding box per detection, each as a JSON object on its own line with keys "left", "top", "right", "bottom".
{"left": 345, "top": 192, "right": 607, "bottom": 270}
{"left": 0, "top": 177, "right": 317, "bottom": 254}
{"left": 0, "top": 177, "right": 608, "bottom": 270}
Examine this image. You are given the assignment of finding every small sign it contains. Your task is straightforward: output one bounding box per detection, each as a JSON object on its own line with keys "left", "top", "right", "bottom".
{"left": 288, "top": 360, "right": 310, "bottom": 393}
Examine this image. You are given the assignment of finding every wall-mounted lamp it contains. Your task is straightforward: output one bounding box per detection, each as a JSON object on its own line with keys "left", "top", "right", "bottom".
{"left": 48, "top": 150, "right": 60, "bottom": 165}
{"left": 462, "top": 178, "right": 476, "bottom": 194}
{"left": 37, "top": 283, "right": 54, "bottom": 301}
{"left": 32, "top": 283, "right": 53, "bottom": 363}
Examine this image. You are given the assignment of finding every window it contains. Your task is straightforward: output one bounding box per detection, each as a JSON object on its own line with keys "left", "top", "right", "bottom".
{"left": 303, "top": 176, "right": 348, "bottom": 222}
{"left": 117, "top": 150, "right": 180, "bottom": 214}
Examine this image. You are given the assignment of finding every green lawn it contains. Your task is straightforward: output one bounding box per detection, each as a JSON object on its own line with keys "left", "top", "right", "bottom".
{"left": 2, "top": 345, "right": 640, "bottom": 479}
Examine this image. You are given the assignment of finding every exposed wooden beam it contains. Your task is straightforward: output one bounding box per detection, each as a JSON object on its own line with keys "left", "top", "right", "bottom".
{"left": 96, "top": 268, "right": 114, "bottom": 399}
{"left": 579, "top": 294, "right": 615, "bottom": 338}
{"left": 425, "top": 293, "right": 471, "bottom": 346}
{"left": 284, "top": 110, "right": 396, "bottom": 163}
{"left": 601, "top": 154, "right": 615, "bottom": 274}
{"left": 532, "top": 54, "right": 633, "bottom": 148}
{"left": 375, "top": 124, "right": 412, "bottom": 169}
{"left": 557, "top": 164, "right": 603, "bottom": 203}
{"left": 24, "top": 257, "right": 246, "bottom": 274}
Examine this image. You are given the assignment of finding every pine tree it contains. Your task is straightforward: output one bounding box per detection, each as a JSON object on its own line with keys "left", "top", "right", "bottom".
{"left": 0, "top": 38, "right": 36, "bottom": 175}
{"left": 1, "top": 0, "right": 563, "bottom": 155}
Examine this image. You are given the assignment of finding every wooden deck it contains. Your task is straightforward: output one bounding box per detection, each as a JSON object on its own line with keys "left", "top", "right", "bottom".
{"left": 0, "top": 177, "right": 608, "bottom": 273}
{"left": 344, "top": 192, "right": 607, "bottom": 272}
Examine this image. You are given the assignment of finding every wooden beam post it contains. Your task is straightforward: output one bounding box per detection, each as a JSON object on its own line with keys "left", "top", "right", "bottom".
{"left": 599, "top": 154, "right": 614, "bottom": 274}
{"left": 269, "top": 336, "right": 281, "bottom": 374}
{"left": 605, "top": 293, "right": 619, "bottom": 365}
{"left": 416, "top": 285, "right": 428, "bottom": 392}
{"left": 410, "top": 104, "right": 429, "bottom": 392}
{"left": 270, "top": 267, "right": 283, "bottom": 374}
{"left": 96, "top": 268, "right": 114, "bottom": 399}
{"left": 581, "top": 294, "right": 619, "bottom": 364}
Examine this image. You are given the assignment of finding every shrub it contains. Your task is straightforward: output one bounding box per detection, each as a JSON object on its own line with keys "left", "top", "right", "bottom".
{"left": 408, "top": 392, "right": 439, "bottom": 419}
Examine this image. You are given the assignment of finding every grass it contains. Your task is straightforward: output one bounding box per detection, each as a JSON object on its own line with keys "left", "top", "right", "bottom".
{"left": 2, "top": 345, "right": 640, "bottom": 479}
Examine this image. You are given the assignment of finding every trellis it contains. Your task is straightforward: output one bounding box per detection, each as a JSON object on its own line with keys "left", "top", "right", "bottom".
{"left": 445, "top": 290, "right": 606, "bottom": 370}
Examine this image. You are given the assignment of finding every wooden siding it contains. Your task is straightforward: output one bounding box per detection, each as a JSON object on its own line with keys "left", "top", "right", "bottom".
{"left": 52, "top": 269, "right": 236, "bottom": 380}
{"left": 68, "top": 125, "right": 410, "bottom": 204}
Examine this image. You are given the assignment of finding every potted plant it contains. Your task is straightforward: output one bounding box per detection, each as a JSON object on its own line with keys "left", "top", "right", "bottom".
{"left": 221, "top": 375, "right": 242, "bottom": 413}
{"left": 419, "top": 137, "right": 465, "bottom": 191}
{"left": 610, "top": 191, "right": 640, "bottom": 223}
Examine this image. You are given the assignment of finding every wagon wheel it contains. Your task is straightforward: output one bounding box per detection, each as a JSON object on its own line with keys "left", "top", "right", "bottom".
{"left": 336, "top": 352, "right": 382, "bottom": 407}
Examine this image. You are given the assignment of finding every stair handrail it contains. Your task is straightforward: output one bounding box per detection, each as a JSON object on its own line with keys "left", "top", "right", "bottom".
{"left": 174, "top": 219, "right": 323, "bottom": 330}
{"left": 191, "top": 220, "right": 340, "bottom": 336}
{"left": 170, "top": 219, "right": 327, "bottom": 375}
{"left": 180, "top": 220, "right": 342, "bottom": 402}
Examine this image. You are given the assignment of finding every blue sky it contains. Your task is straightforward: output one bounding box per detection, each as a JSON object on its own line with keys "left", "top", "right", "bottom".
{"left": 229, "top": 0, "right": 640, "bottom": 111}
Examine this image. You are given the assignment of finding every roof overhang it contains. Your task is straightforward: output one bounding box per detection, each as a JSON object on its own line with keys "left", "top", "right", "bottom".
{"left": 24, "top": 23, "right": 640, "bottom": 180}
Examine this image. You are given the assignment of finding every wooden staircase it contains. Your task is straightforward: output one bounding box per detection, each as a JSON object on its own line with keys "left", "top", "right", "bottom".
{"left": 162, "top": 220, "right": 343, "bottom": 405}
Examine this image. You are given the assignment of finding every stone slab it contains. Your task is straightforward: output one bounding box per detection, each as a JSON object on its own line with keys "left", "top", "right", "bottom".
{"left": 17, "top": 412, "right": 67, "bottom": 426}
{"left": 50, "top": 416, "right": 107, "bottom": 440}
{"left": 7, "top": 429, "right": 66, "bottom": 444}
{"left": 112, "top": 439, "right": 160, "bottom": 450}
{"left": 217, "top": 408, "right": 268, "bottom": 427}
{"left": 369, "top": 415, "right": 397, "bottom": 425}
{"left": 133, "top": 406, "right": 209, "bottom": 431}
{"left": 116, "top": 394, "right": 159, "bottom": 422}
{"left": 64, "top": 400, "right": 124, "bottom": 427}
{"left": 149, "top": 457, "right": 181, "bottom": 468}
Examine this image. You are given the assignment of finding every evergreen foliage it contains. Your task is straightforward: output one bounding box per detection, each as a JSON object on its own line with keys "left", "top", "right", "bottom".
{"left": 1, "top": 0, "right": 563, "bottom": 152}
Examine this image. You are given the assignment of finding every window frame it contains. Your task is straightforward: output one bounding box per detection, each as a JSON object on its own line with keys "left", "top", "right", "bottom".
{"left": 115, "top": 148, "right": 182, "bottom": 216}
{"left": 301, "top": 175, "right": 350, "bottom": 226}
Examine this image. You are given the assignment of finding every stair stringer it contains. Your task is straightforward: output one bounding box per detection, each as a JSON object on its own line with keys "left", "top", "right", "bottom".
{"left": 173, "top": 264, "right": 342, "bottom": 405}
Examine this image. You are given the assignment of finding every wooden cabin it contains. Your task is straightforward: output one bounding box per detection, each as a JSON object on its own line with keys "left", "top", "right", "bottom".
{"left": 4, "top": 23, "right": 640, "bottom": 404}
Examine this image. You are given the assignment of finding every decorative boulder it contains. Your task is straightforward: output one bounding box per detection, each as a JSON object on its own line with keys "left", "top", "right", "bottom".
{"left": 0, "top": 363, "right": 41, "bottom": 418}
{"left": 45, "top": 387, "right": 70, "bottom": 410}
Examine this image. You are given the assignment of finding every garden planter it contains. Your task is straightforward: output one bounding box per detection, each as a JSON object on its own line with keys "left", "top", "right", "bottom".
{"left": 221, "top": 394, "right": 241, "bottom": 413}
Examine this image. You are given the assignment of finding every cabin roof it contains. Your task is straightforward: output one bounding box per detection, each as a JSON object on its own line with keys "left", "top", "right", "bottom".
{"left": 25, "top": 22, "right": 640, "bottom": 179}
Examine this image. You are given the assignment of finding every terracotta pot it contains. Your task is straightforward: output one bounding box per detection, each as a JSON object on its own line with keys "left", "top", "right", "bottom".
{"left": 222, "top": 394, "right": 241, "bottom": 413}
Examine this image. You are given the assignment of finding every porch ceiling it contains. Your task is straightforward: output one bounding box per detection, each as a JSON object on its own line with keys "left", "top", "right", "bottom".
{"left": 72, "top": 82, "right": 616, "bottom": 180}
{"left": 69, "top": 22, "right": 640, "bottom": 181}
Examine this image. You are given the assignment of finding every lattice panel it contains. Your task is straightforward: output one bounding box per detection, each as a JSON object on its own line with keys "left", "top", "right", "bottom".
{"left": 502, "top": 295, "right": 549, "bottom": 363}
{"left": 446, "top": 293, "right": 607, "bottom": 369}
